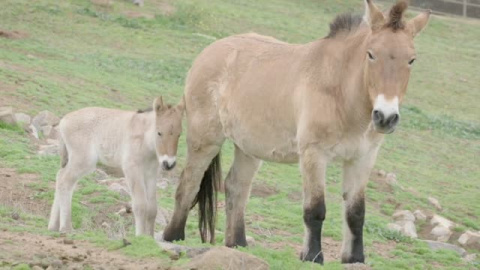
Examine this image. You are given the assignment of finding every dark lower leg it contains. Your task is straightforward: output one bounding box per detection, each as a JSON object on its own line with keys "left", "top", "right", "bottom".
{"left": 301, "top": 199, "right": 326, "bottom": 264}
{"left": 342, "top": 197, "right": 365, "bottom": 263}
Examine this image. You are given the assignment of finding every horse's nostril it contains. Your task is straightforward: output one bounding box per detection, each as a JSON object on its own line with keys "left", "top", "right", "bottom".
{"left": 163, "top": 160, "right": 169, "bottom": 169}
{"left": 372, "top": 110, "right": 384, "bottom": 124}
{"left": 386, "top": 113, "right": 399, "bottom": 127}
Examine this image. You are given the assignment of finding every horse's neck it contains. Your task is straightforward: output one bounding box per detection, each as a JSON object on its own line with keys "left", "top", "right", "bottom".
{"left": 310, "top": 30, "right": 373, "bottom": 134}
{"left": 139, "top": 112, "right": 157, "bottom": 154}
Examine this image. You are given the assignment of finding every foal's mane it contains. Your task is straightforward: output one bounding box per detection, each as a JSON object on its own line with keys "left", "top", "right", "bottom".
{"left": 326, "top": 13, "right": 363, "bottom": 39}
{"left": 137, "top": 104, "right": 173, "bottom": 113}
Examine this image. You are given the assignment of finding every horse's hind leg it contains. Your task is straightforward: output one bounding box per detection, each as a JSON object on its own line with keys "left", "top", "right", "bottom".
{"left": 52, "top": 155, "right": 96, "bottom": 232}
{"left": 163, "top": 143, "right": 223, "bottom": 242}
{"left": 340, "top": 150, "right": 378, "bottom": 264}
{"left": 225, "top": 145, "right": 261, "bottom": 247}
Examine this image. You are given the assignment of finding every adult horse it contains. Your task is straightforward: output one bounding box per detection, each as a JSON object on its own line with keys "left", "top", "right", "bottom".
{"left": 163, "top": 0, "right": 430, "bottom": 264}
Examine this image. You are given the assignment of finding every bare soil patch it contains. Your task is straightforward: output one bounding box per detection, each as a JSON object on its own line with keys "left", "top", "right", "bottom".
{"left": 0, "top": 29, "right": 28, "bottom": 40}
{"left": 124, "top": 11, "right": 155, "bottom": 19}
{"left": 0, "top": 168, "right": 50, "bottom": 218}
{"left": 158, "top": 1, "right": 176, "bottom": 16}
{"left": 250, "top": 183, "right": 278, "bottom": 198}
{"left": 0, "top": 230, "right": 167, "bottom": 269}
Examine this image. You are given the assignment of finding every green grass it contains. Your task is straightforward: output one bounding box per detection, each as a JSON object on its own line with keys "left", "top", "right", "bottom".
{"left": 0, "top": 0, "right": 479, "bottom": 269}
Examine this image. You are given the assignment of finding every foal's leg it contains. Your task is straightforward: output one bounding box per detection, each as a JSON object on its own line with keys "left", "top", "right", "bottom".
{"left": 299, "top": 147, "right": 327, "bottom": 264}
{"left": 144, "top": 167, "right": 158, "bottom": 236}
{"left": 163, "top": 144, "right": 222, "bottom": 242}
{"left": 123, "top": 164, "right": 150, "bottom": 236}
{"left": 341, "top": 151, "right": 378, "bottom": 264}
{"left": 225, "top": 145, "right": 261, "bottom": 247}
{"left": 52, "top": 157, "right": 95, "bottom": 232}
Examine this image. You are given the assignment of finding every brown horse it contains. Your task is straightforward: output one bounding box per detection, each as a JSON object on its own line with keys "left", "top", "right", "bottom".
{"left": 163, "top": 0, "right": 430, "bottom": 264}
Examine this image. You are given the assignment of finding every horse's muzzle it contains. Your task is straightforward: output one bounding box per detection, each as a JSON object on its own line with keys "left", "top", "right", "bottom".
{"left": 163, "top": 160, "right": 176, "bottom": 170}
{"left": 372, "top": 110, "right": 399, "bottom": 134}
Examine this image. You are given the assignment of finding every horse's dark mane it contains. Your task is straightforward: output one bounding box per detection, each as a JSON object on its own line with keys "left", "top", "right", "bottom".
{"left": 326, "top": 13, "right": 363, "bottom": 39}
{"left": 385, "top": 0, "right": 407, "bottom": 31}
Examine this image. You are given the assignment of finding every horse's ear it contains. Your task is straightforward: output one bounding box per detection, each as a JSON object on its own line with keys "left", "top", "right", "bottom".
{"left": 176, "top": 96, "right": 185, "bottom": 115}
{"left": 406, "top": 10, "right": 431, "bottom": 38}
{"left": 363, "top": 0, "right": 385, "bottom": 31}
{"left": 153, "top": 96, "right": 165, "bottom": 114}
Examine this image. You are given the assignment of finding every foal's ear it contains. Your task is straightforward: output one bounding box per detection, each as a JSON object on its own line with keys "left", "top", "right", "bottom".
{"left": 176, "top": 96, "right": 185, "bottom": 115}
{"left": 406, "top": 10, "right": 431, "bottom": 38}
{"left": 153, "top": 96, "right": 165, "bottom": 114}
{"left": 364, "top": 0, "right": 385, "bottom": 31}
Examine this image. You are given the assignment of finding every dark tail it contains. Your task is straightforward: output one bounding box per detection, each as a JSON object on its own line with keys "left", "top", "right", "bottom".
{"left": 191, "top": 153, "right": 221, "bottom": 244}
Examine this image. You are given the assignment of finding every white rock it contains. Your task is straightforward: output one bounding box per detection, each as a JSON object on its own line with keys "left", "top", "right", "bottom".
{"left": 401, "top": 221, "right": 418, "bottom": 238}
{"left": 32, "top": 110, "right": 60, "bottom": 128}
{"left": 38, "top": 144, "right": 59, "bottom": 156}
{"left": 0, "top": 106, "right": 16, "bottom": 124}
{"left": 430, "top": 225, "right": 452, "bottom": 242}
{"left": 430, "top": 214, "right": 455, "bottom": 229}
{"left": 155, "top": 208, "right": 171, "bottom": 227}
{"left": 377, "top": 169, "right": 386, "bottom": 177}
{"left": 393, "top": 210, "right": 415, "bottom": 222}
{"left": 29, "top": 124, "right": 39, "bottom": 139}
{"left": 108, "top": 182, "right": 130, "bottom": 196}
{"left": 423, "top": 240, "right": 466, "bottom": 257}
{"left": 385, "top": 172, "right": 397, "bottom": 185}
{"left": 413, "top": 210, "right": 427, "bottom": 222}
{"left": 387, "top": 223, "right": 402, "bottom": 232}
{"left": 41, "top": 125, "right": 53, "bottom": 137}
{"left": 463, "top": 253, "right": 477, "bottom": 263}
{"left": 92, "top": 169, "right": 109, "bottom": 181}
{"left": 246, "top": 235, "right": 256, "bottom": 246}
{"left": 14, "top": 113, "right": 31, "bottom": 127}
{"left": 428, "top": 197, "right": 442, "bottom": 211}
{"left": 458, "top": 230, "right": 480, "bottom": 248}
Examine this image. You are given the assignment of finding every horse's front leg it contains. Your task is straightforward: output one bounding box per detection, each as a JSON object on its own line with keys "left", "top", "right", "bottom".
{"left": 299, "top": 147, "right": 327, "bottom": 264}
{"left": 144, "top": 167, "right": 159, "bottom": 237}
{"left": 341, "top": 147, "right": 379, "bottom": 264}
{"left": 123, "top": 164, "right": 150, "bottom": 236}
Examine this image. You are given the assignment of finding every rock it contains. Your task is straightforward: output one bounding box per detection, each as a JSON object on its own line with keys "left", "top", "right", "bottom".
{"left": 155, "top": 208, "right": 170, "bottom": 227}
{"left": 108, "top": 182, "right": 130, "bottom": 196}
{"left": 182, "top": 246, "right": 269, "bottom": 270}
{"left": 11, "top": 212, "right": 19, "bottom": 220}
{"left": 423, "top": 240, "right": 466, "bottom": 257}
{"left": 413, "top": 210, "right": 427, "bottom": 222}
{"left": 387, "top": 223, "right": 402, "bottom": 232}
{"left": 430, "top": 214, "right": 455, "bottom": 229}
{"left": 116, "top": 208, "right": 127, "bottom": 215}
{"left": 92, "top": 169, "right": 109, "bottom": 181}
{"left": 385, "top": 172, "right": 397, "bottom": 185}
{"left": 400, "top": 221, "right": 418, "bottom": 238}
{"left": 377, "top": 169, "right": 386, "bottom": 177}
{"left": 32, "top": 110, "right": 60, "bottom": 128}
{"left": 32, "top": 266, "right": 43, "bottom": 270}
{"left": 393, "top": 210, "right": 415, "bottom": 222}
{"left": 63, "top": 239, "right": 74, "bottom": 245}
{"left": 14, "top": 113, "right": 31, "bottom": 127}
{"left": 0, "top": 106, "right": 16, "bottom": 124}
{"left": 458, "top": 231, "right": 480, "bottom": 249}
{"left": 430, "top": 225, "right": 452, "bottom": 242}
{"left": 38, "top": 144, "right": 59, "bottom": 156}
{"left": 428, "top": 197, "right": 442, "bottom": 211}
{"left": 246, "top": 235, "right": 256, "bottom": 246}
{"left": 133, "top": 0, "right": 144, "bottom": 7}
{"left": 29, "top": 124, "right": 40, "bottom": 139}
{"left": 155, "top": 232, "right": 210, "bottom": 258}
{"left": 463, "top": 253, "right": 477, "bottom": 263}
{"left": 101, "top": 222, "right": 111, "bottom": 229}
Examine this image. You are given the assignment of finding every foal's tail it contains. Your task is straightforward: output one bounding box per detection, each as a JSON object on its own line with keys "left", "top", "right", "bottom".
{"left": 191, "top": 152, "right": 222, "bottom": 244}
{"left": 59, "top": 137, "right": 68, "bottom": 168}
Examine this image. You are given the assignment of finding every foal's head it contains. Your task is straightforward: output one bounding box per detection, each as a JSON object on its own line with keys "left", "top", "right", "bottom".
{"left": 152, "top": 96, "right": 184, "bottom": 171}
{"left": 363, "top": 0, "right": 430, "bottom": 134}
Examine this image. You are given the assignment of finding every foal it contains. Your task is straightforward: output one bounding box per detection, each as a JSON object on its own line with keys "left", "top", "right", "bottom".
{"left": 48, "top": 96, "right": 184, "bottom": 236}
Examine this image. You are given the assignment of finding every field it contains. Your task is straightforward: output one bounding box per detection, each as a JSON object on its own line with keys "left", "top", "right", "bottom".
{"left": 0, "top": 0, "right": 479, "bottom": 269}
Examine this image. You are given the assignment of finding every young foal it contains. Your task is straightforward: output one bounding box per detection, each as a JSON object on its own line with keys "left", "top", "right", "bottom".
{"left": 48, "top": 97, "right": 184, "bottom": 236}
{"left": 163, "top": 0, "right": 430, "bottom": 264}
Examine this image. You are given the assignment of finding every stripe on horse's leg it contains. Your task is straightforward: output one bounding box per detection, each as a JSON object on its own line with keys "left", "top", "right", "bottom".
{"left": 299, "top": 148, "right": 327, "bottom": 264}
{"left": 225, "top": 145, "right": 261, "bottom": 247}
{"left": 163, "top": 144, "right": 222, "bottom": 242}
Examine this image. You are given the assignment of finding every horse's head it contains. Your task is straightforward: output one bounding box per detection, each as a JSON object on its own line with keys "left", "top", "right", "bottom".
{"left": 363, "top": 0, "right": 430, "bottom": 134}
{"left": 152, "top": 96, "right": 184, "bottom": 171}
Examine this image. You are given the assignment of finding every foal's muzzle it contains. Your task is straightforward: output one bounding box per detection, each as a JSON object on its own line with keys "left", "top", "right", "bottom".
{"left": 162, "top": 160, "right": 176, "bottom": 170}
{"left": 372, "top": 110, "right": 399, "bottom": 134}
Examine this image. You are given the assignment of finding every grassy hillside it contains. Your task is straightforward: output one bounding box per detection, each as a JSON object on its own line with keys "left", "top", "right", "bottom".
{"left": 0, "top": 0, "right": 479, "bottom": 269}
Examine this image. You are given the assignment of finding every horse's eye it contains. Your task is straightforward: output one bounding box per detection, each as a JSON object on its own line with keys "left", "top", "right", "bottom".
{"left": 367, "top": 51, "right": 375, "bottom": 61}
{"left": 157, "top": 132, "right": 162, "bottom": 136}
{"left": 408, "top": 58, "right": 416, "bottom": 65}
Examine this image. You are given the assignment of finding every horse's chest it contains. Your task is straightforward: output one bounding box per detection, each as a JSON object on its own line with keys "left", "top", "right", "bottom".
{"left": 325, "top": 136, "right": 376, "bottom": 161}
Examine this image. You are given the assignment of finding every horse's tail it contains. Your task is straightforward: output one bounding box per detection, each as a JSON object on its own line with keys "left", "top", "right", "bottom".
{"left": 191, "top": 152, "right": 221, "bottom": 244}
{"left": 59, "top": 136, "right": 68, "bottom": 168}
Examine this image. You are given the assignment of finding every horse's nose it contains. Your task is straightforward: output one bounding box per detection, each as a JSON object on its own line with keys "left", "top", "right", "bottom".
{"left": 373, "top": 110, "right": 399, "bottom": 129}
{"left": 162, "top": 160, "right": 176, "bottom": 171}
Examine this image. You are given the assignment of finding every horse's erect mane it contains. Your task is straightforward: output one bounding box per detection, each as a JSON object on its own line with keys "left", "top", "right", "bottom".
{"left": 326, "top": 13, "right": 363, "bottom": 39}
{"left": 137, "top": 104, "right": 173, "bottom": 113}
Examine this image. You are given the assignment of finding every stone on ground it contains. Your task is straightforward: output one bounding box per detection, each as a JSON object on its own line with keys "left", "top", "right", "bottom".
{"left": 14, "top": 112, "right": 31, "bottom": 127}
{"left": 430, "top": 214, "right": 455, "bottom": 229}
{"left": 180, "top": 246, "right": 269, "bottom": 270}
{"left": 423, "top": 240, "right": 466, "bottom": 257}
{"left": 392, "top": 210, "right": 415, "bottom": 222}
{"left": 428, "top": 197, "right": 442, "bottom": 211}
{"left": 0, "top": 106, "right": 16, "bottom": 124}
{"left": 413, "top": 210, "right": 427, "bottom": 222}
{"left": 430, "top": 225, "right": 452, "bottom": 242}
{"left": 458, "top": 231, "right": 480, "bottom": 249}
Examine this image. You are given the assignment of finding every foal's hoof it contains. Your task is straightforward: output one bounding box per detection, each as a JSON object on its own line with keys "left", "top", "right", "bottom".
{"left": 300, "top": 250, "right": 324, "bottom": 264}
{"left": 341, "top": 254, "right": 365, "bottom": 264}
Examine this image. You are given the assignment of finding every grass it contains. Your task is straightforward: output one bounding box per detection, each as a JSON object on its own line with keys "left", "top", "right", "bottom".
{"left": 0, "top": 0, "right": 479, "bottom": 269}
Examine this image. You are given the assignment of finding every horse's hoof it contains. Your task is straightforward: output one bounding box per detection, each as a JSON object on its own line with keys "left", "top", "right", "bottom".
{"left": 341, "top": 254, "right": 365, "bottom": 264}
{"left": 162, "top": 229, "right": 185, "bottom": 242}
{"left": 300, "top": 250, "right": 324, "bottom": 264}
